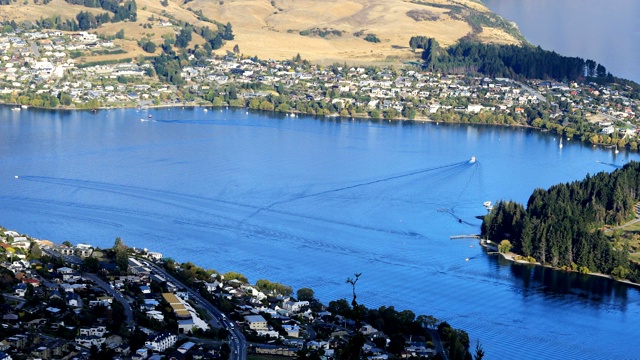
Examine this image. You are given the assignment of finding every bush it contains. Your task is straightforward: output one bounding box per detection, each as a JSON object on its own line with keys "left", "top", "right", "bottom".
{"left": 142, "top": 41, "right": 157, "bottom": 53}
{"left": 498, "top": 239, "right": 512, "bottom": 253}
{"left": 364, "top": 34, "right": 380, "bottom": 43}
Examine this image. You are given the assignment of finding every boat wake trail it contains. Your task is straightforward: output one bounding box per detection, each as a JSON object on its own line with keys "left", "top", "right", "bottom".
{"left": 244, "top": 160, "right": 471, "bottom": 221}
{"left": 16, "top": 175, "right": 418, "bottom": 240}
{"left": 440, "top": 160, "right": 481, "bottom": 226}
{"left": 595, "top": 160, "right": 622, "bottom": 169}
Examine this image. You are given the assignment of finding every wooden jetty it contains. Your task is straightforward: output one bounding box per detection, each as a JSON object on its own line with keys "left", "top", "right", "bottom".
{"left": 450, "top": 234, "right": 480, "bottom": 239}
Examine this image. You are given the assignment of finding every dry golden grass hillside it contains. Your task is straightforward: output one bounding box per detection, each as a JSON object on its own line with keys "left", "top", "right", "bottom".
{"left": 3, "top": 0, "right": 523, "bottom": 65}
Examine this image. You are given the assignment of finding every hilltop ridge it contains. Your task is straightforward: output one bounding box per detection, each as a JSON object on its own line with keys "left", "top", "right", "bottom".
{"left": 0, "top": 0, "right": 523, "bottom": 65}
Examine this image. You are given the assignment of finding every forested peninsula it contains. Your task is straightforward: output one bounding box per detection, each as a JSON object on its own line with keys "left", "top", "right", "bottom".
{"left": 481, "top": 161, "right": 640, "bottom": 283}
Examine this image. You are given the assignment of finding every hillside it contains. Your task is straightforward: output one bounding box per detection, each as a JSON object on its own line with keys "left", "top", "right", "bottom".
{"left": 0, "top": 0, "right": 524, "bottom": 64}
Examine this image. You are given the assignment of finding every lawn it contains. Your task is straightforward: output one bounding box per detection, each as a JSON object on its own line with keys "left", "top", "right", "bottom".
{"left": 607, "top": 220, "right": 640, "bottom": 264}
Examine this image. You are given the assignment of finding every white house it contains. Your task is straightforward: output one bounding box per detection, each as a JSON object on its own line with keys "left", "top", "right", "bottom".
{"left": 601, "top": 125, "right": 615, "bottom": 134}
{"left": 467, "top": 104, "right": 484, "bottom": 113}
{"left": 283, "top": 324, "right": 300, "bottom": 337}
{"left": 57, "top": 267, "right": 74, "bottom": 275}
{"left": 145, "top": 332, "right": 177, "bottom": 352}
{"left": 282, "top": 300, "right": 309, "bottom": 313}
{"left": 147, "top": 310, "right": 164, "bottom": 322}
{"left": 79, "top": 325, "right": 107, "bottom": 337}
{"left": 205, "top": 281, "right": 222, "bottom": 293}
{"left": 146, "top": 251, "right": 163, "bottom": 260}
{"left": 76, "top": 335, "right": 105, "bottom": 348}
{"left": 245, "top": 315, "right": 268, "bottom": 330}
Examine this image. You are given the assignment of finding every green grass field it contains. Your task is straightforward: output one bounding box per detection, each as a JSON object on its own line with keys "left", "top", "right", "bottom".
{"left": 607, "top": 220, "right": 640, "bottom": 264}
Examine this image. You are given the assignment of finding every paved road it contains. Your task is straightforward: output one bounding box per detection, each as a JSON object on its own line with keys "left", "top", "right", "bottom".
{"left": 3, "top": 294, "right": 26, "bottom": 309}
{"left": 82, "top": 273, "right": 134, "bottom": 326}
{"left": 520, "top": 82, "right": 548, "bottom": 103}
{"left": 428, "top": 329, "right": 448, "bottom": 360}
{"left": 605, "top": 203, "right": 640, "bottom": 233}
{"left": 137, "top": 258, "right": 247, "bottom": 360}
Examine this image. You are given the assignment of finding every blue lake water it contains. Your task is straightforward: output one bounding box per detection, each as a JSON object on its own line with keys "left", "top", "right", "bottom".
{"left": 483, "top": 0, "right": 640, "bottom": 83}
{"left": 1, "top": 107, "right": 639, "bottom": 359}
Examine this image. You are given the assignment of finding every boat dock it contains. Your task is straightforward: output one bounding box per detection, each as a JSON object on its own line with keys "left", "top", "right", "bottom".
{"left": 450, "top": 234, "right": 480, "bottom": 239}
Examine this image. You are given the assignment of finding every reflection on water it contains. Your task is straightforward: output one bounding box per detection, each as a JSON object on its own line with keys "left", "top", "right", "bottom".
{"left": 506, "top": 257, "right": 629, "bottom": 306}
{"left": 0, "top": 107, "right": 639, "bottom": 359}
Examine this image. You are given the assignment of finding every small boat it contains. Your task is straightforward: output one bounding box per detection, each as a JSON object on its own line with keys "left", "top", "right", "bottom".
{"left": 559, "top": 138, "right": 563, "bottom": 149}
{"left": 203, "top": 108, "right": 208, "bottom": 112}
{"left": 615, "top": 145, "right": 619, "bottom": 154}
{"left": 469, "top": 156, "right": 476, "bottom": 164}
{"left": 21, "top": 105, "right": 27, "bottom": 109}
{"left": 11, "top": 107, "right": 20, "bottom": 111}
{"left": 148, "top": 114, "right": 152, "bottom": 119}
{"left": 14, "top": 175, "right": 18, "bottom": 179}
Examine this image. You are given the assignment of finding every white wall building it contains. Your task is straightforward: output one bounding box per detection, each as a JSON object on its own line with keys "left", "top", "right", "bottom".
{"left": 145, "top": 332, "right": 177, "bottom": 352}
{"left": 245, "top": 315, "right": 268, "bottom": 330}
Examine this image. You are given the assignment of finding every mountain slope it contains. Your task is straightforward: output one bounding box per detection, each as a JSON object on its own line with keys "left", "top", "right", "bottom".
{"left": 1, "top": 0, "right": 523, "bottom": 64}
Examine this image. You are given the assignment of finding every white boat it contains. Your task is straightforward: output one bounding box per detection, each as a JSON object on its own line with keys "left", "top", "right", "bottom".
{"left": 469, "top": 156, "right": 476, "bottom": 164}
{"left": 203, "top": 108, "right": 208, "bottom": 112}
{"left": 21, "top": 105, "right": 27, "bottom": 109}
{"left": 483, "top": 201, "right": 492, "bottom": 207}
{"left": 559, "top": 138, "right": 563, "bottom": 148}
{"left": 11, "top": 107, "right": 20, "bottom": 111}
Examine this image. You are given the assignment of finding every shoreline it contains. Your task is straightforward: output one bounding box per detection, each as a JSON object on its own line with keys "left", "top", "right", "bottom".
{"left": 6, "top": 102, "right": 627, "bottom": 152}
{"left": 479, "top": 239, "right": 640, "bottom": 289}
{"left": 0, "top": 100, "right": 539, "bottom": 128}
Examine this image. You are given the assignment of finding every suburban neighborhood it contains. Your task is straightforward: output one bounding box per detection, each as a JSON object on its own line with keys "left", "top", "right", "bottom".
{"left": 0, "top": 27, "right": 637, "bottom": 151}
{"left": 0, "top": 227, "right": 457, "bottom": 360}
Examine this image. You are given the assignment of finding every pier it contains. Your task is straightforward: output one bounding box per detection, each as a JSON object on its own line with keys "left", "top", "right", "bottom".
{"left": 450, "top": 234, "right": 480, "bottom": 239}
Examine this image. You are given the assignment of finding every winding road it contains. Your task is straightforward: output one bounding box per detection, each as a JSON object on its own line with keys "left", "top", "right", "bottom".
{"left": 82, "top": 272, "right": 134, "bottom": 326}
{"left": 136, "top": 258, "right": 247, "bottom": 360}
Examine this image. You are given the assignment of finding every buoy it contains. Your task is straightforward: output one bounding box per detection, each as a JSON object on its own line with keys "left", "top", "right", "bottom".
{"left": 14, "top": 175, "right": 18, "bottom": 179}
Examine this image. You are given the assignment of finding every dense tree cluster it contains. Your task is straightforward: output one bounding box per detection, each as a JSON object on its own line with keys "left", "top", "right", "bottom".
{"left": 153, "top": 53, "right": 185, "bottom": 86}
{"left": 411, "top": 37, "right": 615, "bottom": 83}
{"left": 482, "top": 162, "right": 640, "bottom": 281}
{"left": 255, "top": 279, "right": 293, "bottom": 296}
{"left": 76, "top": 10, "right": 112, "bottom": 31}
{"left": 175, "top": 26, "right": 193, "bottom": 48}
{"left": 439, "top": 322, "right": 471, "bottom": 360}
{"left": 327, "top": 299, "right": 471, "bottom": 360}
{"left": 66, "top": 0, "right": 137, "bottom": 22}
{"left": 363, "top": 34, "right": 380, "bottom": 43}
{"left": 37, "top": 0, "right": 136, "bottom": 30}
